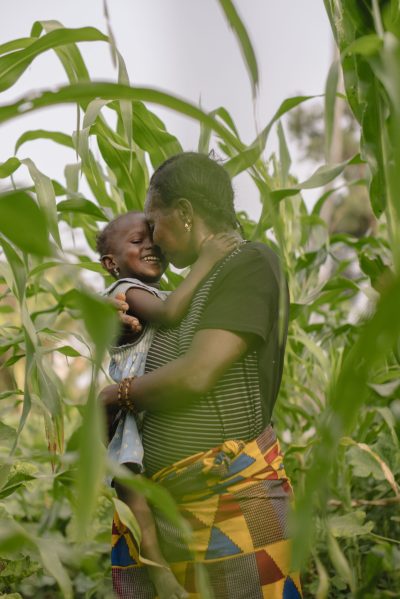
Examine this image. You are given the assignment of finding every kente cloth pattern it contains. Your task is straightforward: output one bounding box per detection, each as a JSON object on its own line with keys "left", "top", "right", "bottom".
{"left": 111, "top": 426, "right": 302, "bottom": 598}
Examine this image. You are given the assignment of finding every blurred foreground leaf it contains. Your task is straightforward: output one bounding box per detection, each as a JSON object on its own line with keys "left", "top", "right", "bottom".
{"left": 0, "top": 191, "right": 51, "bottom": 255}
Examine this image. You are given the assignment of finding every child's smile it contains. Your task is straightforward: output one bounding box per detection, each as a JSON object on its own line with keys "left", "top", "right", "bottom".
{"left": 104, "top": 213, "right": 167, "bottom": 283}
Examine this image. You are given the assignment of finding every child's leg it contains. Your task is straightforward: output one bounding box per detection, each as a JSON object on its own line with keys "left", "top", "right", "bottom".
{"left": 114, "top": 471, "right": 189, "bottom": 599}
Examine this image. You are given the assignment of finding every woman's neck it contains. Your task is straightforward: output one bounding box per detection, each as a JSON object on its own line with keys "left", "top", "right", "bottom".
{"left": 191, "top": 221, "right": 241, "bottom": 261}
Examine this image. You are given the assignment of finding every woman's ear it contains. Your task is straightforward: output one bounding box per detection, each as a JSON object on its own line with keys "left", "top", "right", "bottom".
{"left": 175, "top": 198, "right": 194, "bottom": 225}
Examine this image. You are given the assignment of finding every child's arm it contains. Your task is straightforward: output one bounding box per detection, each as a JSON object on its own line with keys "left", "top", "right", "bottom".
{"left": 125, "top": 232, "right": 240, "bottom": 327}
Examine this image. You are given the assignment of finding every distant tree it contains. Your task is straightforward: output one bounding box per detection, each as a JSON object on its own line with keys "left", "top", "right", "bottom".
{"left": 287, "top": 101, "right": 376, "bottom": 238}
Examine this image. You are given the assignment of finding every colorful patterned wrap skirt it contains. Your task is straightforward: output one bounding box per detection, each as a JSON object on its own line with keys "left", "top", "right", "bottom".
{"left": 111, "top": 425, "right": 302, "bottom": 598}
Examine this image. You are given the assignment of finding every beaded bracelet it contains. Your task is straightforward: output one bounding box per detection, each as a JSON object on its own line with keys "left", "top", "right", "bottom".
{"left": 117, "top": 376, "right": 136, "bottom": 412}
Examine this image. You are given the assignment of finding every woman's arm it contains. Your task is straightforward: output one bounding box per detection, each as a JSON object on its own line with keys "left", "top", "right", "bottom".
{"left": 101, "top": 328, "right": 257, "bottom": 411}
{"left": 125, "top": 233, "right": 239, "bottom": 327}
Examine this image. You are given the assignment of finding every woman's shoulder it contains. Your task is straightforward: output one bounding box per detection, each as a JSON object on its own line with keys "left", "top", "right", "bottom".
{"left": 238, "top": 240, "right": 279, "bottom": 261}
{"left": 218, "top": 241, "right": 281, "bottom": 278}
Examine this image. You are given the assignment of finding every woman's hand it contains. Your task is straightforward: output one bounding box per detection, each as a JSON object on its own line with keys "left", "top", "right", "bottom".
{"left": 198, "top": 232, "right": 241, "bottom": 267}
{"left": 99, "top": 383, "right": 120, "bottom": 442}
{"left": 99, "top": 383, "right": 119, "bottom": 409}
{"left": 110, "top": 292, "right": 142, "bottom": 333}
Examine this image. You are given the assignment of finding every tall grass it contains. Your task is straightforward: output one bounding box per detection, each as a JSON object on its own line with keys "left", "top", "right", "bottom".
{"left": 0, "top": 3, "right": 399, "bottom": 597}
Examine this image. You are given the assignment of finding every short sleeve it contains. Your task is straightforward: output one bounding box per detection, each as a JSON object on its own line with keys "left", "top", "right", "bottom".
{"left": 104, "top": 278, "right": 162, "bottom": 300}
{"left": 197, "top": 244, "right": 282, "bottom": 342}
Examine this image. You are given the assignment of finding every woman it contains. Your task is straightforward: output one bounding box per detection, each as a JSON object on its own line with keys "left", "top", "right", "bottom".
{"left": 102, "top": 152, "right": 302, "bottom": 599}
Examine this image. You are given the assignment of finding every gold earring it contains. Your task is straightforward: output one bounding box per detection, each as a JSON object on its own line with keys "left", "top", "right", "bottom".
{"left": 184, "top": 221, "right": 192, "bottom": 233}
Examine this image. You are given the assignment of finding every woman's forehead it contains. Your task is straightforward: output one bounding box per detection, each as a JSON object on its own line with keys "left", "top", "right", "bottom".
{"left": 144, "top": 193, "right": 162, "bottom": 220}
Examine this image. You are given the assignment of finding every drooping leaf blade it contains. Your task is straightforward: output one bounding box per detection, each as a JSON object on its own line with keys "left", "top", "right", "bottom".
{"left": 0, "top": 191, "right": 51, "bottom": 256}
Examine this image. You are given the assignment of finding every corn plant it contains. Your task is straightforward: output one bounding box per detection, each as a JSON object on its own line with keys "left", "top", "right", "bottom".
{"left": 0, "top": 2, "right": 399, "bottom": 597}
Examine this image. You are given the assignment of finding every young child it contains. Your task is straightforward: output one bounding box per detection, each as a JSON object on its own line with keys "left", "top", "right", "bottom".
{"left": 97, "top": 211, "right": 238, "bottom": 599}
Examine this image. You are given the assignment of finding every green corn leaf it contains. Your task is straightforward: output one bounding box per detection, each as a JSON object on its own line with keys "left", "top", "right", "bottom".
{"left": 292, "top": 331, "right": 329, "bottom": 375}
{"left": 0, "top": 37, "right": 35, "bottom": 55}
{"left": 0, "top": 422, "right": 17, "bottom": 445}
{"left": 20, "top": 158, "right": 61, "bottom": 248}
{"left": 113, "top": 497, "right": 142, "bottom": 546}
{"left": 0, "top": 191, "right": 51, "bottom": 256}
{"left": 15, "top": 129, "right": 74, "bottom": 153}
{"left": 198, "top": 106, "right": 241, "bottom": 155}
{"left": 64, "top": 162, "right": 81, "bottom": 199}
{"left": 315, "top": 555, "right": 330, "bottom": 599}
{"left": 82, "top": 98, "right": 110, "bottom": 129}
{"left": 0, "top": 236, "right": 26, "bottom": 301}
{"left": 54, "top": 345, "right": 81, "bottom": 357}
{"left": 270, "top": 154, "right": 362, "bottom": 202}
{"left": 324, "top": 60, "right": 340, "bottom": 161}
{"left": 102, "top": 0, "right": 117, "bottom": 67}
{"left": 116, "top": 50, "right": 133, "bottom": 150}
{"left": 0, "top": 390, "right": 23, "bottom": 401}
{"left": 214, "top": 106, "right": 241, "bottom": 137}
{"left": 225, "top": 95, "right": 318, "bottom": 177}
{"left": 32, "top": 20, "right": 91, "bottom": 84}
{"left": 36, "top": 360, "right": 63, "bottom": 419}
{"left": 312, "top": 179, "right": 366, "bottom": 215}
{"left": 109, "top": 464, "right": 190, "bottom": 536}
{"left": 277, "top": 120, "right": 291, "bottom": 185}
{"left": 326, "top": 532, "right": 355, "bottom": 591}
{"left": 343, "top": 33, "right": 383, "bottom": 57}
{"left": 97, "top": 135, "right": 145, "bottom": 210}
{"left": 217, "top": 0, "right": 259, "bottom": 96}
{"left": 70, "top": 289, "right": 118, "bottom": 365}
{"left": 0, "top": 27, "right": 107, "bottom": 92}
{"left": 57, "top": 198, "right": 108, "bottom": 221}
{"left": 294, "top": 272, "right": 400, "bottom": 567}
{"left": 0, "top": 157, "right": 21, "bottom": 178}
{"left": 0, "top": 472, "right": 36, "bottom": 500}
{"left": 74, "top": 98, "right": 110, "bottom": 166}
{"left": 35, "top": 537, "right": 73, "bottom": 599}
{"left": 131, "top": 101, "right": 182, "bottom": 167}
{"left": 198, "top": 120, "right": 213, "bottom": 154}
{"left": 75, "top": 381, "right": 105, "bottom": 541}
{"left": 0, "top": 82, "right": 241, "bottom": 152}
{"left": 28, "top": 260, "right": 105, "bottom": 279}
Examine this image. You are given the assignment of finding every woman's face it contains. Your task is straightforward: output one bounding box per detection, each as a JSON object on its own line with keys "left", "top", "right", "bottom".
{"left": 145, "top": 192, "right": 197, "bottom": 269}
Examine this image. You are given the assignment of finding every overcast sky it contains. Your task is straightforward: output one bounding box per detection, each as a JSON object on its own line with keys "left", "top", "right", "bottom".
{"left": 1, "top": 0, "right": 334, "bottom": 219}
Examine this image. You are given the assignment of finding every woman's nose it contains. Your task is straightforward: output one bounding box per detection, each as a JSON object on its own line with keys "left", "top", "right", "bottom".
{"left": 151, "top": 229, "right": 160, "bottom": 247}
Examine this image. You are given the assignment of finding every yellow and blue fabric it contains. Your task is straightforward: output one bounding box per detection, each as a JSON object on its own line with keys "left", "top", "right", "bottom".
{"left": 111, "top": 425, "right": 302, "bottom": 598}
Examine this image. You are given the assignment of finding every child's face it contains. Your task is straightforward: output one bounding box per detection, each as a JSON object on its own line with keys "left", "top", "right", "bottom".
{"left": 108, "top": 213, "right": 167, "bottom": 282}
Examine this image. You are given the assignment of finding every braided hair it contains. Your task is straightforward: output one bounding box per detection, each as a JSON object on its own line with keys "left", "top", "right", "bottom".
{"left": 148, "top": 152, "right": 238, "bottom": 231}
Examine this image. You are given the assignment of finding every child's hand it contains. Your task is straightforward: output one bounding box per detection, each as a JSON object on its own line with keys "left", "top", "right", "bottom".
{"left": 111, "top": 292, "right": 142, "bottom": 334}
{"left": 199, "top": 232, "right": 241, "bottom": 266}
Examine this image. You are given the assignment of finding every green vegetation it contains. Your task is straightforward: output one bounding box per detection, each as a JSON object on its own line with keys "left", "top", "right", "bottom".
{"left": 0, "top": 2, "right": 399, "bottom": 597}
